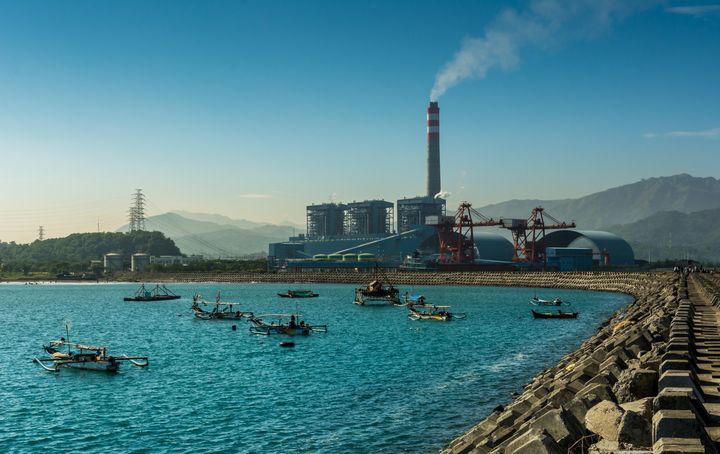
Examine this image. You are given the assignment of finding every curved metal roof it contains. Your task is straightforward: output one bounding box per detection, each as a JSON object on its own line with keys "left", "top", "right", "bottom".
{"left": 543, "top": 230, "right": 635, "bottom": 265}
{"left": 473, "top": 231, "right": 515, "bottom": 262}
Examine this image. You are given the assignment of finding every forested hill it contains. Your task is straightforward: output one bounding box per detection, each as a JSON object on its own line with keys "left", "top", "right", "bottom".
{"left": 0, "top": 231, "right": 180, "bottom": 270}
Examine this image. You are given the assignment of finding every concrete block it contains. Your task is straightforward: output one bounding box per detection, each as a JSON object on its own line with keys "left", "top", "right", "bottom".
{"left": 652, "top": 410, "right": 703, "bottom": 441}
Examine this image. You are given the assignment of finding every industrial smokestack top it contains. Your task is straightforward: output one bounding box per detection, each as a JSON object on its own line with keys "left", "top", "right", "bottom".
{"left": 426, "top": 101, "right": 441, "bottom": 198}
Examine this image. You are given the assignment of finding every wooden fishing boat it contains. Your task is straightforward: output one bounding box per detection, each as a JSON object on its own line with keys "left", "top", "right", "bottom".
{"left": 191, "top": 292, "right": 254, "bottom": 320}
{"left": 531, "top": 309, "right": 578, "bottom": 319}
{"left": 354, "top": 279, "right": 400, "bottom": 305}
{"left": 277, "top": 289, "right": 319, "bottom": 298}
{"left": 124, "top": 284, "right": 181, "bottom": 301}
{"left": 398, "top": 293, "right": 430, "bottom": 307}
{"left": 248, "top": 313, "right": 327, "bottom": 336}
{"left": 34, "top": 338, "right": 149, "bottom": 373}
{"left": 407, "top": 304, "right": 466, "bottom": 321}
{"left": 530, "top": 296, "right": 569, "bottom": 306}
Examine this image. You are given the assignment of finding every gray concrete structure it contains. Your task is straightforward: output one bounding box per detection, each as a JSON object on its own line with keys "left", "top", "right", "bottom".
{"left": 103, "top": 253, "right": 123, "bottom": 273}
{"left": 306, "top": 203, "right": 347, "bottom": 238}
{"left": 131, "top": 253, "right": 150, "bottom": 272}
{"left": 345, "top": 200, "right": 394, "bottom": 236}
{"left": 397, "top": 196, "right": 445, "bottom": 233}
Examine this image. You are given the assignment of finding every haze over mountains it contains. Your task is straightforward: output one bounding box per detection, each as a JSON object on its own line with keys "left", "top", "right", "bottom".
{"left": 478, "top": 174, "right": 720, "bottom": 230}
{"left": 116, "top": 212, "right": 300, "bottom": 258}
{"left": 116, "top": 175, "right": 720, "bottom": 262}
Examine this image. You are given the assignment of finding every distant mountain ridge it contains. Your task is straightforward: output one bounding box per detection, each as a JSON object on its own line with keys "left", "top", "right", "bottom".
{"left": 116, "top": 212, "right": 297, "bottom": 257}
{"left": 606, "top": 208, "right": 720, "bottom": 262}
{"left": 478, "top": 174, "right": 720, "bottom": 230}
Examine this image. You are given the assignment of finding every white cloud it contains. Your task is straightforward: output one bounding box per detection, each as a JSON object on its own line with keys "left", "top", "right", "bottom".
{"left": 666, "top": 5, "right": 720, "bottom": 16}
{"left": 240, "top": 193, "right": 273, "bottom": 199}
{"left": 643, "top": 128, "right": 720, "bottom": 139}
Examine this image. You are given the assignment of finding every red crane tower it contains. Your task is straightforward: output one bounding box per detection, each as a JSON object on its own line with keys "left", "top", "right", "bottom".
{"left": 434, "top": 202, "right": 502, "bottom": 264}
{"left": 501, "top": 207, "right": 576, "bottom": 263}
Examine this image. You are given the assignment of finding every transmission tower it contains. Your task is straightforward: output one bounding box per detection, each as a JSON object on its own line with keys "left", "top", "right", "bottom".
{"left": 128, "top": 189, "right": 146, "bottom": 232}
{"left": 38, "top": 226, "right": 45, "bottom": 241}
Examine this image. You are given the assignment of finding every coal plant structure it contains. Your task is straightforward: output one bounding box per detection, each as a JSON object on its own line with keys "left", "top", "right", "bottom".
{"left": 267, "top": 101, "right": 635, "bottom": 271}
{"left": 426, "top": 101, "right": 441, "bottom": 198}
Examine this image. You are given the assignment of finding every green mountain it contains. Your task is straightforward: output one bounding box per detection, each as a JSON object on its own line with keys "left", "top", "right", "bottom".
{"left": 478, "top": 174, "right": 720, "bottom": 229}
{"left": 116, "top": 212, "right": 294, "bottom": 257}
{"left": 606, "top": 208, "right": 720, "bottom": 263}
{"left": 0, "top": 231, "right": 180, "bottom": 271}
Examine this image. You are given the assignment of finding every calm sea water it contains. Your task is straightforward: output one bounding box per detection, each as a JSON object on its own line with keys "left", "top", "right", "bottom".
{"left": 0, "top": 282, "right": 631, "bottom": 453}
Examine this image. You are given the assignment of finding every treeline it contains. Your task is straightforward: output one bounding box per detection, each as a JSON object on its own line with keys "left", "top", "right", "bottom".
{"left": 0, "top": 231, "right": 181, "bottom": 273}
{"left": 147, "top": 259, "right": 267, "bottom": 273}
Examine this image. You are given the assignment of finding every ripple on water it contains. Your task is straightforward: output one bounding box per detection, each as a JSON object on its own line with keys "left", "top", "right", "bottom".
{"left": 0, "top": 283, "right": 631, "bottom": 453}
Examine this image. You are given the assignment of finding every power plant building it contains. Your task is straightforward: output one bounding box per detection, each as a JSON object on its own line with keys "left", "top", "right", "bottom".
{"left": 344, "top": 200, "right": 394, "bottom": 236}
{"left": 397, "top": 196, "right": 446, "bottom": 233}
{"left": 267, "top": 100, "right": 635, "bottom": 270}
{"left": 306, "top": 203, "right": 347, "bottom": 238}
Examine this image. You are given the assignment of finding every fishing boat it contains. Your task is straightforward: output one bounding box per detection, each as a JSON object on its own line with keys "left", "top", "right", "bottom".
{"left": 407, "top": 304, "right": 466, "bottom": 321}
{"left": 530, "top": 296, "right": 569, "bottom": 306}
{"left": 34, "top": 338, "right": 149, "bottom": 373}
{"left": 248, "top": 313, "right": 327, "bottom": 336}
{"left": 277, "top": 289, "right": 319, "bottom": 298}
{"left": 124, "top": 284, "right": 181, "bottom": 301}
{"left": 531, "top": 309, "right": 578, "bottom": 319}
{"left": 191, "top": 292, "right": 254, "bottom": 320}
{"left": 397, "top": 293, "right": 430, "bottom": 307}
{"left": 354, "top": 279, "right": 400, "bottom": 305}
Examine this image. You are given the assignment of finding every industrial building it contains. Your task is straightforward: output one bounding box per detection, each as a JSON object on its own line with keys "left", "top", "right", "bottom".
{"left": 397, "top": 196, "right": 445, "bottom": 233}
{"left": 306, "top": 203, "right": 347, "bottom": 238}
{"left": 268, "top": 100, "right": 636, "bottom": 271}
{"left": 543, "top": 230, "right": 635, "bottom": 266}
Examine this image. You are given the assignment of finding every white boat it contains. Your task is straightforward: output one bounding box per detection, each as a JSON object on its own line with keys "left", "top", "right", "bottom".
{"left": 192, "top": 292, "right": 254, "bottom": 320}
{"left": 407, "top": 304, "right": 466, "bottom": 321}
{"left": 34, "top": 338, "right": 149, "bottom": 373}
{"left": 248, "top": 313, "right": 327, "bottom": 336}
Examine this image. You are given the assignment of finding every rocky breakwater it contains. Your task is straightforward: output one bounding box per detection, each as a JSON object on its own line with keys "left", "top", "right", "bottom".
{"left": 442, "top": 272, "right": 708, "bottom": 453}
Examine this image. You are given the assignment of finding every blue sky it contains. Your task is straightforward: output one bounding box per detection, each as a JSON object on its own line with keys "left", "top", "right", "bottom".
{"left": 0, "top": 0, "right": 718, "bottom": 242}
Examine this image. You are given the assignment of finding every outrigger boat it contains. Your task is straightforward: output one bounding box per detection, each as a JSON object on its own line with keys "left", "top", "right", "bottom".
{"left": 531, "top": 309, "right": 578, "bottom": 319}
{"left": 124, "top": 284, "right": 181, "bottom": 301}
{"left": 34, "top": 338, "right": 149, "bottom": 373}
{"left": 398, "top": 293, "right": 430, "bottom": 307}
{"left": 248, "top": 313, "right": 327, "bottom": 336}
{"left": 277, "top": 289, "right": 319, "bottom": 298}
{"left": 354, "top": 279, "right": 400, "bottom": 306}
{"left": 530, "top": 295, "right": 570, "bottom": 306}
{"left": 408, "top": 304, "right": 466, "bottom": 321}
{"left": 191, "top": 292, "right": 254, "bottom": 320}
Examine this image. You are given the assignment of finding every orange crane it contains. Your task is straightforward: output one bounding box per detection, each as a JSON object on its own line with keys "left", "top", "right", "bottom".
{"left": 433, "top": 202, "right": 502, "bottom": 264}
{"left": 500, "top": 207, "right": 576, "bottom": 263}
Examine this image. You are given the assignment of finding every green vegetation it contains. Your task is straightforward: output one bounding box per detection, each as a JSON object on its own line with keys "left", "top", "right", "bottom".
{"left": 147, "top": 259, "right": 267, "bottom": 273}
{"left": 608, "top": 208, "right": 720, "bottom": 263}
{"left": 0, "top": 231, "right": 181, "bottom": 273}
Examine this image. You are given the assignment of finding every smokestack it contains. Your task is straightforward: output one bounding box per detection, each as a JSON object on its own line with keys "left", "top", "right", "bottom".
{"left": 426, "top": 101, "right": 440, "bottom": 198}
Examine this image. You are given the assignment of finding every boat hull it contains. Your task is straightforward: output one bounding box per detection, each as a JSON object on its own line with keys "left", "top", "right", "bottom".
{"left": 124, "top": 295, "right": 181, "bottom": 301}
{"left": 531, "top": 310, "right": 578, "bottom": 319}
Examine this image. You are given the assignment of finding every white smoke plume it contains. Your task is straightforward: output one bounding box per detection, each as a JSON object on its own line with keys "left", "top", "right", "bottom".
{"left": 434, "top": 190, "right": 451, "bottom": 199}
{"left": 430, "top": 0, "right": 661, "bottom": 100}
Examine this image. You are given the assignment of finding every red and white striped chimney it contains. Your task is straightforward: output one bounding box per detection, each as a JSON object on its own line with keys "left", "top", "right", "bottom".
{"left": 426, "top": 101, "right": 441, "bottom": 198}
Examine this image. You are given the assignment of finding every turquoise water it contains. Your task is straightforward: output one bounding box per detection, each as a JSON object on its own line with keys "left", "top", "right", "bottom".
{"left": 0, "top": 283, "right": 631, "bottom": 453}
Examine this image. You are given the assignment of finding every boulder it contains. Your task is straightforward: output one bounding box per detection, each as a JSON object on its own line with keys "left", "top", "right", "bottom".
{"left": 617, "top": 409, "right": 652, "bottom": 448}
{"left": 529, "top": 407, "right": 584, "bottom": 451}
{"left": 504, "top": 428, "right": 561, "bottom": 454}
{"left": 585, "top": 400, "right": 624, "bottom": 441}
{"left": 613, "top": 369, "right": 659, "bottom": 403}
{"left": 620, "top": 397, "right": 653, "bottom": 422}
